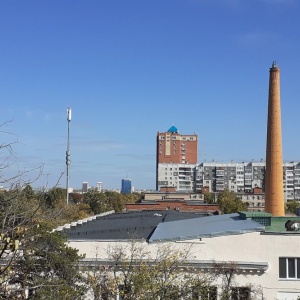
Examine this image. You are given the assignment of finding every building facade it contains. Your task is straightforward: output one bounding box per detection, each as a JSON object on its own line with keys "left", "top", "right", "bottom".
{"left": 66, "top": 211, "right": 300, "bottom": 300}
{"left": 196, "top": 162, "right": 265, "bottom": 194}
{"left": 121, "top": 178, "right": 132, "bottom": 194}
{"left": 195, "top": 161, "right": 300, "bottom": 202}
{"left": 82, "top": 182, "right": 89, "bottom": 193}
{"left": 156, "top": 126, "right": 198, "bottom": 191}
{"left": 157, "top": 163, "right": 197, "bottom": 192}
{"left": 96, "top": 182, "right": 102, "bottom": 192}
{"left": 283, "top": 162, "right": 300, "bottom": 201}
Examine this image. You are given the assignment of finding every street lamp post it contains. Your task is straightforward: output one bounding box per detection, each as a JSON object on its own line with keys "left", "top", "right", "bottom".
{"left": 66, "top": 107, "right": 71, "bottom": 204}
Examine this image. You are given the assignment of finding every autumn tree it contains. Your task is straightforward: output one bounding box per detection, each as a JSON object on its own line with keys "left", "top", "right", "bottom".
{"left": 69, "top": 192, "right": 84, "bottom": 204}
{"left": 0, "top": 186, "right": 88, "bottom": 299}
{"left": 87, "top": 242, "right": 212, "bottom": 300}
{"left": 42, "top": 187, "right": 90, "bottom": 227}
{"left": 0, "top": 127, "right": 87, "bottom": 298}
{"left": 0, "top": 187, "right": 41, "bottom": 289}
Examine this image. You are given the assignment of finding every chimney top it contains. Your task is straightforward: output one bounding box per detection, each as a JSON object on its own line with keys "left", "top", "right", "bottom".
{"left": 272, "top": 61, "right": 279, "bottom": 68}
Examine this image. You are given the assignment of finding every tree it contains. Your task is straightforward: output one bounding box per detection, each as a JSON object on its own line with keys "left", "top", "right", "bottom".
{"left": 83, "top": 191, "right": 129, "bottom": 214}
{"left": 87, "top": 241, "right": 212, "bottom": 300}
{"left": 83, "top": 190, "right": 110, "bottom": 214}
{"left": 86, "top": 242, "right": 266, "bottom": 299}
{"left": 204, "top": 192, "right": 214, "bottom": 204}
{"left": 212, "top": 262, "right": 265, "bottom": 300}
{"left": 11, "top": 223, "right": 86, "bottom": 299}
{"left": 44, "top": 187, "right": 66, "bottom": 208}
{"left": 69, "top": 192, "right": 84, "bottom": 204}
{"left": 286, "top": 200, "right": 300, "bottom": 214}
{"left": 0, "top": 187, "right": 40, "bottom": 290}
{"left": 0, "top": 128, "right": 87, "bottom": 298}
{"left": 0, "top": 188, "right": 87, "bottom": 299}
{"left": 217, "top": 190, "right": 247, "bottom": 214}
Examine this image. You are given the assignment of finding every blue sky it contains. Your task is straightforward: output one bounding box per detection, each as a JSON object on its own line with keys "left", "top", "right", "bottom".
{"left": 1, "top": 0, "right": 300, "bottom": 190}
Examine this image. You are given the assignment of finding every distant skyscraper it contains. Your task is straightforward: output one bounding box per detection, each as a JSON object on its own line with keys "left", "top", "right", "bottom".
{"left": 121, "top": 178, "right": 132, "bottom": 194}
{"left": 156, "top": 125, "right": 198, "bottom": 191}
{"left": 96, "top": 182, "right": 102, "bottom": 192}
{"left": 82, "top": 182, "right": 88, "bottom": 193}
{"left": 265, "top": 62, "right": 285, "bottom": 216}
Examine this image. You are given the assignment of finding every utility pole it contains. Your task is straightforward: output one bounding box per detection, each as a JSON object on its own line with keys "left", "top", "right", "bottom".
{"left": 66, "top": 107, "right": 71, "bottom": 205}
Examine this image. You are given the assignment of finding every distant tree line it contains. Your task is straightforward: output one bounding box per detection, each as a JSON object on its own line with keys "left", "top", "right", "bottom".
{"left": 204, "top": 189, "right": 300, "bottom": 215}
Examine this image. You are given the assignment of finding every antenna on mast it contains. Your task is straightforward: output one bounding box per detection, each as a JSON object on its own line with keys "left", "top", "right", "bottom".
{"left": 66, "top": 107, "right": 72, "bottom": 204}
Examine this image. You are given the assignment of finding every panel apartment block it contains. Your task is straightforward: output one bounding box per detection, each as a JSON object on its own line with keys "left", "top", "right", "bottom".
{"left": 196, "top": 161, "right": 300, "bottom": 202}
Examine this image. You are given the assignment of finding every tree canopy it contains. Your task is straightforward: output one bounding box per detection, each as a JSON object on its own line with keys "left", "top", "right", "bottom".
{"left": 82, "top": 190, "right": 142, "bottom": 215}
{"left": 0, "top": 187, "right": 87, "bottom": 299}
{"left": 286, "top": 200, "right": 300, "bottom": 214}
{"left": 217, "top": 190, "right": 247, "bottom": 214}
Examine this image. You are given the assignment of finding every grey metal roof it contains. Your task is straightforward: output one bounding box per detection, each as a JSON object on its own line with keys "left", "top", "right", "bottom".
{"left": 67, "top": 210, "right": 206, "bottom": 240}
{"left": 148, "top": 213, "right": 265, "bottom": 243}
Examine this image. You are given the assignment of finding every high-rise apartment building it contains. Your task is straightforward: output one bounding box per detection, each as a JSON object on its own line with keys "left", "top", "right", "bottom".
{"left": 157, "top": 163, "right": 197, "bottom": 192}
{"left": 96, "top": 182, "right": 102, "bottom": 192}
{"left": 156, "top": 125, "right": 198, "bottom": 191}
{"left": 82, "top": 182, "right": 88, "bottom": 193}
{"left": 283, "top": 162, "right": 300, "bottom": 201}
{"left": 196, "top": 162, "right": 265, "bottom": 194}
{"left": 121, "top": 178, "right": 132, "bottom": 194}
{"left": 195, "top": 161, "right": 300, "bottom": 202}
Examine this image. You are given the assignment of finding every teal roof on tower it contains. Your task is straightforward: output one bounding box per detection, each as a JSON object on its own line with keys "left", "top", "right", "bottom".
{"left": 168, "top": 125, "right": 178, "bottom": 133}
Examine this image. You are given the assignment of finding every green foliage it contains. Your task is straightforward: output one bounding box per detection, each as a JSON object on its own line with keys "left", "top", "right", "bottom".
{"left": 21, "top": 185, "right": 35, "bottom": 199}
{"left": 44, "top": 187, "right": 66, "bottom": 208}
{"left": 83, "top": 191, "right": 143, "bottom": 215}
{"left": 0, "top": 187, "right": 87, "bottom": 298}
{"left": 10, "top": 223, "right": 86, "bottom": 299}
{"left": 286, "top": 200, "right": 300, "bottom": 214}
{"left": 217, "top": 190, "right": 247, "bottom": 214}
{"left": 204, "top": 192, "right": 214, "bottom": 204}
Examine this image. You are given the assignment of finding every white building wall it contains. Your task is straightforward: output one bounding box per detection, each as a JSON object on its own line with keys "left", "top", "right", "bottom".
{"left": 69, "top": 231, "right": 300, "bottom": 300}
{"left": 157, "top": 163, "right": 196, "bottom": 192}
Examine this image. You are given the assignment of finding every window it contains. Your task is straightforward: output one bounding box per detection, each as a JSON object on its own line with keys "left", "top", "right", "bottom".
{"left": 231, "top": 287, "right": 250, "bottom": 300}
{"left": 279, "top": 257, "right": 300, "bottom": 279}
{"left": 192, "top": 286, "right": 217, "bottom": 300}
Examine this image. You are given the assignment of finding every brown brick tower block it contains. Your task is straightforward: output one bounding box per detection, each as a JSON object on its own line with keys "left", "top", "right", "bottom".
{"left": 265, "top": 62, "right": 285, "bottom": 216}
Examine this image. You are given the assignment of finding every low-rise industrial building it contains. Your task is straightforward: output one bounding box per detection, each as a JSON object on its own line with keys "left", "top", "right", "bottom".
{"left": 64, "top": 211, "right": 300, "bottom": 300}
